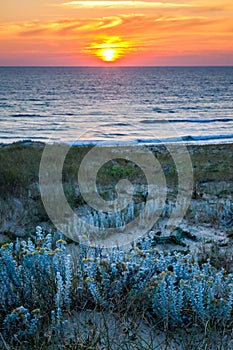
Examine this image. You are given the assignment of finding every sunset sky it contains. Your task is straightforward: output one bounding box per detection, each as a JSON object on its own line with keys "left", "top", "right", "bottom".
{"left": 1, "top": 0, "right": 233, "bottom": 66}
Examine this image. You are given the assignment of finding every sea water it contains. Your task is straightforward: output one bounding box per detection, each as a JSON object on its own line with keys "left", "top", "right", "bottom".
{"left": 0, "top": 66, "right": 232, "bottom": 144}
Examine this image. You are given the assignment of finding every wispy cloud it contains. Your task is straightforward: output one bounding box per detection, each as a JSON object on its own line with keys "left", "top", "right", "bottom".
{"left": 1, "top": 9, "right": 232, "bottom": 65}
{"left": 2, "top": 13, "right": 232, "bottom": 39}
{"left": 59, "top": 1, "right": 192, "bottom": 8}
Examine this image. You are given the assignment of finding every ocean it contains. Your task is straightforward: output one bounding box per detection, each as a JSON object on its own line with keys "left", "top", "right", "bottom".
{"left": 0, "top": 66, "right": 232, "bottom": 144}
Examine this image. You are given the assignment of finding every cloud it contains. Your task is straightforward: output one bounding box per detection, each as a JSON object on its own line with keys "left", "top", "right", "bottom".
{"left": 1, "top": 11, "right": 232, "bottom": 65}
{"left": 2, "top": 12, "right": 232, "bottom": 41}
{"left": 59, "top": 1, "right": 192, "bottom": 9}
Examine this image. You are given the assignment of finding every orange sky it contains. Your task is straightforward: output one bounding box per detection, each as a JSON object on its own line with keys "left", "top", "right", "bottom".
{"left": 0, "top": 0, "right": 233, "bottom": 65}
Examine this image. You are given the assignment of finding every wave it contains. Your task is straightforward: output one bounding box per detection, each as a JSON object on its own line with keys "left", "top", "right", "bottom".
{"left": 102, "top": 122, "right": 132, "bottom": 127}
{"left": 69, "top": 134, "right": 233, "bottom": 146}
{"left": 137, "top": 134, "right": 233, "bottom": 144}
{"left": 182, "top": 134, "right": 233, "bottom": 142}
{"left": 140, "top": 118, "right": 233, "bottom": 124}
{"left": 0, "top": 136, "right": 50, "bottom": 140}
{"left": 52, "top": 113, "right": 75, "bottom": 116}
{"left": 11, "top": 114, "right": 48, "bottom": 118}
{"left": 104, "top": 133, "right": 129, "bottom": 137}
{"left": 1, "top": 134, "right": 233, "bottom": 147}
{"left": 0, "top": 103, "right": 13, "bottom": 108}
{"left": 152, "top": 107, "right": 175, "bottom": 113}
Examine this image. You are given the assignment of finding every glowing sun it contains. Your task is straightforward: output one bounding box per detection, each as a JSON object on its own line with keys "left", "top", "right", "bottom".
{"left": 100, "top": 48, "right": 117, "bottom": 62}
{"left": 87, "top": 36, "right": 131, "bottom": 63}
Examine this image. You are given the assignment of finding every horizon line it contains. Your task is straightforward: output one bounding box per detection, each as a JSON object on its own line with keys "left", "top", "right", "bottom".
{"left": 0, "top": 65, "right": 233, "bottom": 68}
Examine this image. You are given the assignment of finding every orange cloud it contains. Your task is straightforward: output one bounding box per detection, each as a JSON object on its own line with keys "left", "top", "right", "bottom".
{"left": 5, "top": 13, "right": 230, "bottom": 37}
{"left": 0, "top": 7, "right": 232, "bottom": 65}
{"left": 59, "top": 1, "right": 192, "bottom": 9}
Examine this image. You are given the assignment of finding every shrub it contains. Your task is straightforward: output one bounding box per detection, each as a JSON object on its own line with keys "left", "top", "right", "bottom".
{"left": 1, "top": 226, "right": 233, "bottom": 348}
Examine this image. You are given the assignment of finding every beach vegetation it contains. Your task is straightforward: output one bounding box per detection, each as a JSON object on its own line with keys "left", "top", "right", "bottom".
{"left": 1, "top": 226, "right": 233, "bottom": 349}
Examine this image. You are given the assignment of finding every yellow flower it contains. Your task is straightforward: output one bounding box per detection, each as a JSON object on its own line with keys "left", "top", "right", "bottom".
{"left": 86, "top": 277, "right": 95, "bottom": 283}
{"left": 136, "top": 251, "right": 146, "bottom": 257}
{"left": 1, "top": 244, "right": 10, "bottom": 250}
{"left": 57, "top": 239, "right": 67, "bottom": 244}
{"left": 32, "top": 309, "right": 40, "bottom": 314}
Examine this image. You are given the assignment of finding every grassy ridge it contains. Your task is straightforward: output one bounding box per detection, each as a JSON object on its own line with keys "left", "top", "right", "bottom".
{"left": 1, "top": 141, "right": 232, "bottom": 194}
{"left": 0, "top": 141, "right": 232, "bottom": 238}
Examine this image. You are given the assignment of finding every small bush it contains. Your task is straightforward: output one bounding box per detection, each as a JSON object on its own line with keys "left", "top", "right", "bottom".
{"left": 1, "top": 227, "right": 233, "bottom": 348}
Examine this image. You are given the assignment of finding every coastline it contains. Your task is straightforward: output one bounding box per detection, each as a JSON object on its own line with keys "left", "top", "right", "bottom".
{"left": 1, "top": 133, "right": 233, "bottom": 148}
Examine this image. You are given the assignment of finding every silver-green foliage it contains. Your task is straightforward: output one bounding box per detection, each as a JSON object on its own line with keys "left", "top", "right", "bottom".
{"left": 1, "top": 227, "right": 233, "bottom": 346}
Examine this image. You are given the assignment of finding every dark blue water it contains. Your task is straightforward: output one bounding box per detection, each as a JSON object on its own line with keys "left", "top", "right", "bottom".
{"left": 0, "top": 66, "right": 232, "bottom": 144}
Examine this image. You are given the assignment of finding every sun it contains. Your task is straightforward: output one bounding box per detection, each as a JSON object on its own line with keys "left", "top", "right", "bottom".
{"left": 86, "top": 36, "right": 131, "bottom": 63}
{"left": 100, "top": 48, "right": 117, "bottom": 62}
